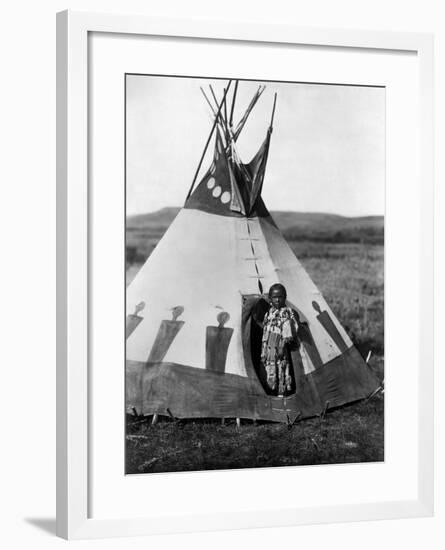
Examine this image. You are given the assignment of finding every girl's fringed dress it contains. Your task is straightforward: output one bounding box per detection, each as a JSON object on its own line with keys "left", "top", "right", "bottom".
{"left": 261, "top": 306, "right": 298, "bottom": 395}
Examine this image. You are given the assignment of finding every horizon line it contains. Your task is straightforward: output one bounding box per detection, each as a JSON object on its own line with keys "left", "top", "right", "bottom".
{"left": 127, "top": 206, "right": 385, "bottom": 219}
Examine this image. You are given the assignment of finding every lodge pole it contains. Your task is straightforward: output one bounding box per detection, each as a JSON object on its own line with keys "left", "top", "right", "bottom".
{"left": 185, "top": 81, "right": 232, "bottom": 200}
{"left": 229, "top": 80, "right": 239, "bottom": 127}
{"left": 270, "top": 92, "right": 277, "bottom": 128}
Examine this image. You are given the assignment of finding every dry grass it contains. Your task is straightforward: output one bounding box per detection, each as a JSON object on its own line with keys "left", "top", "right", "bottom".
{"left": 291, "top": 241, "right": 384, "bottom": 355}
{"left": 126, "top": 394, "right": 384, "bottom": 474}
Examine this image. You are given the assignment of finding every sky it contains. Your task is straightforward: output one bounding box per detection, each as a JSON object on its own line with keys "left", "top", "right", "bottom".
{"left": 126, "top": 75, "right": 385, "bottom": 217}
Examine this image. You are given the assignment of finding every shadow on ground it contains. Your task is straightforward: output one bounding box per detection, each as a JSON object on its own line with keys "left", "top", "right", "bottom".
{"left": 25, "top": 518, "right": 57, "bottom": 536}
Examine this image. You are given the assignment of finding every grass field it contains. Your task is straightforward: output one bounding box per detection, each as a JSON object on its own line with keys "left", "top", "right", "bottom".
{"left": 125, "top": 210, "right": 384, "bottom": 474}
{"left": 126, "top": 395, "right": 383, "bottom": 474}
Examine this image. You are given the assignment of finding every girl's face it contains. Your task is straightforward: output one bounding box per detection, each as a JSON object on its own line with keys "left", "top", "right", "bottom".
{"left": 270, "top": 288, "right": 286, "bottom": 309}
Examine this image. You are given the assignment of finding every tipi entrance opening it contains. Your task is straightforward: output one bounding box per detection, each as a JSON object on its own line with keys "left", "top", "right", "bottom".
{"left": 242, "top": 295, "right": 297, "bottom": 397}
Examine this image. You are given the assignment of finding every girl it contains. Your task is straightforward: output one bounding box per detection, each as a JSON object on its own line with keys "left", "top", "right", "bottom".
{"left": 261, "top": 283, "right": 298, "bottom": 396}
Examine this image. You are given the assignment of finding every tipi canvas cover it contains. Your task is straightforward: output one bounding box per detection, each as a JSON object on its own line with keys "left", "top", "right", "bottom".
{"left": 126, "top": 82, "right": 379, "bottom": 423}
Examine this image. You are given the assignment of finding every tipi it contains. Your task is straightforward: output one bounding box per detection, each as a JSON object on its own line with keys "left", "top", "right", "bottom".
{"left": 126, "top": 80, "right": 379, "bottom": 423}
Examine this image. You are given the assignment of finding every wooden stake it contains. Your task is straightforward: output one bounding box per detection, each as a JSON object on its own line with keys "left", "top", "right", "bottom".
{"left": 320, "top": 401, "right": 330, "bottom": 421}
{"left": 366, "top": 386, "right": 383, "bottom": 401}
{"left": 151, "top": 413, "right": 158, "bottom": 425}
{"left": 236, "top": 417, "right": 241, "bottom": 428}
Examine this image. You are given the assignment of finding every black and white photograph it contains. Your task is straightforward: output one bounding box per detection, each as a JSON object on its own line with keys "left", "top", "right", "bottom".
{"left": 125, "top": 74, "right": 385, "bottom": 474}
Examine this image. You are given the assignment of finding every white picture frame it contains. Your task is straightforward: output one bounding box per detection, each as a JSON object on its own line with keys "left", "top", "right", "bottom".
{"left": 56, "top": 10, "right": 434, "bottom": 540}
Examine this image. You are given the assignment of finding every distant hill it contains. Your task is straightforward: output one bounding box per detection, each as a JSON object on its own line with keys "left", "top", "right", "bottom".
{"left": 127, "top": 207, "right": 383, "bottom": 243}
{"left": 277, "top": 212, "right": 383, "bottom": 244}
{"left": 127, "top": 207, "right": 181, "bottom": 232}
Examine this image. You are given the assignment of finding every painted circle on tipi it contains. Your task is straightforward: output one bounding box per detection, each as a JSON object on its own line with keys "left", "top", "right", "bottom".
{"left": 221, "top": 191, "right": 231, "bottom": 204}
{"left": 207, "top": 177, "right": 216, "bottom": 189}
{"left": 212, "top": 186, "right": 222, "bottom": 198}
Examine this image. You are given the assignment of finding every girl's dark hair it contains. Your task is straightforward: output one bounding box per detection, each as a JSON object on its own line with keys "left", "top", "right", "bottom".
{"left": 268, "top": 283, "right": 287, "bottom": 298}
